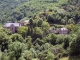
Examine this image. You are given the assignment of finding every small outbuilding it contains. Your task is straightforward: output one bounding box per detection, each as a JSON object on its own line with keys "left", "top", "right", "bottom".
{"left": 22, "top": 20, "right": 29, "bottom": 26}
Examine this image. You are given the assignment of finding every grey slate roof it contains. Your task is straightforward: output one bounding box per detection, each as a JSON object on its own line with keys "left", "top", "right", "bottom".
{"left": 60, "top": 28, "right": 68, "bottom": 31}
{"left": 4, "top": 23, "right": 21, "bottom": 27}
{"left": 24, "top": 20, "right": 29, "bottom": 23}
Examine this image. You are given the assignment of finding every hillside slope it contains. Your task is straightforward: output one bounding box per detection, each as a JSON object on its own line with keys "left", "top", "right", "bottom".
{"left": 0, "top": 0, "right": 29, "bottom": 23}
{"left": 0, "top": 0, "right": 68, "bottom": 23}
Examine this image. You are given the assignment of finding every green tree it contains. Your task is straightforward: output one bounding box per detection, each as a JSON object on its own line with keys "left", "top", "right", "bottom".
{"left": 68, "top": 18, "right": 74, "bottom": 24}
{"left": 1, "top": 52, "right": 9, "bottom": 60}
{"left": 33, "top": 27, "right": 43, "bottom": 39}
{"left": 61, "top": 19, "right": 66, "bottom": 24}
{"left": 8, "top": 42, "right": 26, "bottom": 60}
{"left": 56, "top": 35, "right": 64, "bottom": 44}
{"left": 21, "top": 50, "right": 33, "bottom": 60}
{"left": 46, "top": 52, "right": 54, "bottom": 60}
{"left": 29, "top": 18, "right": 33, "bottom": 27}
{"left": 10, "top": 33, "right": 24, "bottom": 42}
{"left": 25, "top": 36, "right": 32, "bottom": 49}
{"left": 29, "top": 18, "right": 34, "bottom": 37}
{"left": 70, "top": 31, "right": 80, "bottom": 55}
{"left": 37, "top": 19, "right": 43, "bottom": 27}
{"left": 47, "top": 33, "right": 57, "bottom": 45}
{"left": 66, "top": 24, "right": 74, "bottom": 32}
{"left": 0, "top": 32, "right": 10, "bottom": 52}
{"left": 63, "top": 35, "right": 71, "bottom": 49}
{"left": 41, "top": 21, "right": 50, "bottom": 36}
{"left": 17, "top": 26, "right": 28, "bottom": 38}
{"left": 0, "top": 28, "right": 11, "bottom": 35}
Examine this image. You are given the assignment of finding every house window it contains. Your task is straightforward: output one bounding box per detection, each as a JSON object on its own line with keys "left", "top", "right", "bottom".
{"left": 12, "top": 28, "right": 13, "bottom": 30}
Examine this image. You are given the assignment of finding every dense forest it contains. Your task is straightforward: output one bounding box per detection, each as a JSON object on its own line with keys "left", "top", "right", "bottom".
{"left": 0, "top": 0, "right": 80, "bottom": 60}
{"left": 0, "top": 0, "right": 29, "bottom": 23}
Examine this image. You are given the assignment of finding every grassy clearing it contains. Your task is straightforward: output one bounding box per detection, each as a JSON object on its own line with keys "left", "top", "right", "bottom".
{"left": 59, "top": 56, "right": 80, "bottom": 60}
{"left": 58, "top": 0, "right": 68, "bottom": 5}
{"left": 32, "top": 58, "right": 39, "bottom": 60}
{"left": 59, "top": 57, "right": 69, "bottom": 60}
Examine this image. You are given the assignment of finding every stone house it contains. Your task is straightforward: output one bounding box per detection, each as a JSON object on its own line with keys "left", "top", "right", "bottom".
{"left": 58, "top": 28, "right": 68, "bottom": 35}
{"left": 4, "top": 23, "right": 21, "bottom": 33}
{"left": 49, "top": 27, "right": 68, "bottom": 35}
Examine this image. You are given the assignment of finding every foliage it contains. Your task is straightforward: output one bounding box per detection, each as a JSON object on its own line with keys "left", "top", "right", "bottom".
{"left": 33, "top": 27, "right": 43, "bottom": 39}
{"left": 0, "top": 0, "right": 80, "bottom": 60}
{"left": 10, "top": 33, "right": 24, "bottom": 42}
{"left": 0, "top": 32, "right": 10, "bottom": 52}
{"left": 0, "top": 0, "right": 69, "bottom": 23}
{"left": 41, "top": 21, "right": 50, "bottom": 36}
{"left": 70, "top": 31, "right": 80, "bottom": 55}
{"left": 8, "top": 42, "right": 26, "bottom": 60}
{"left": 66, "top": 24, "right": 74, "bottom": 32}
{"left": 47, "top": 33, "right": 57, "bottom": 45}
{"left": 17, "top": 26, "right": 28, "bottom": 38}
